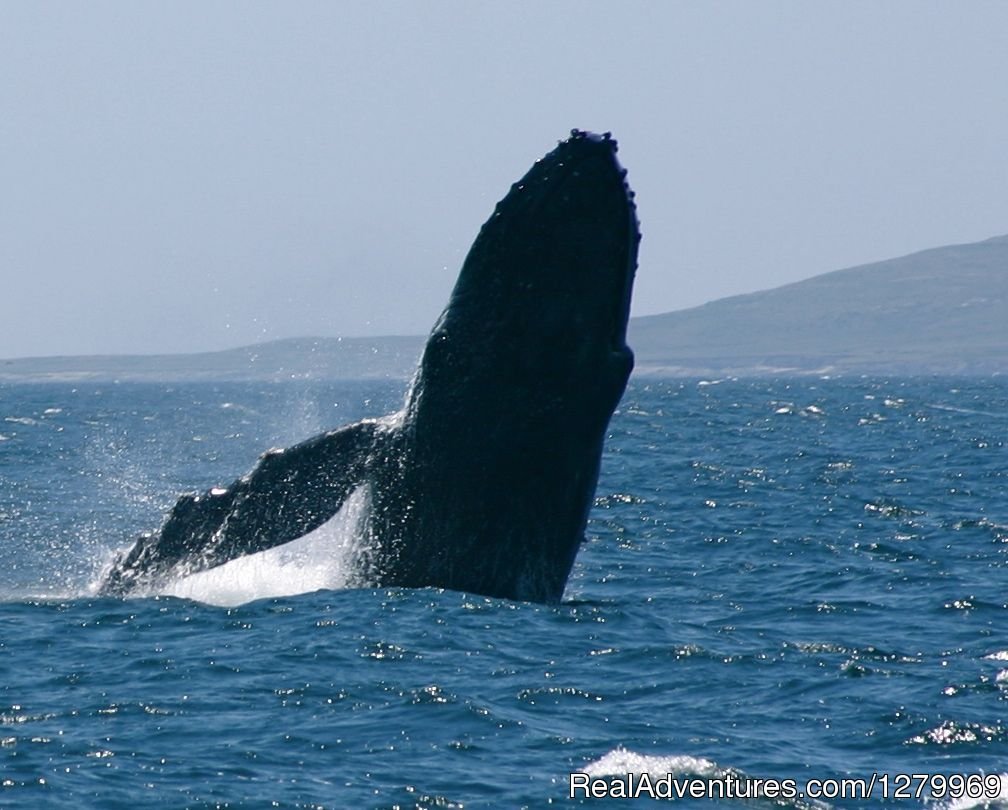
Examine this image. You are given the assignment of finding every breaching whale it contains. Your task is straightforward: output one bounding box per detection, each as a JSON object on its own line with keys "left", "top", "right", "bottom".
{"left": 99, "top": 130, "right": 640, "bottom": 602}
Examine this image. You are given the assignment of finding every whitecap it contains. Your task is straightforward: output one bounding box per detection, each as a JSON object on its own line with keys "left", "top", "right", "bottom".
{"left": 580, "top": 747, "right": 831, "bottom": 809}
{"left": 584, "top": 747, "right": 720, "bottom": 779}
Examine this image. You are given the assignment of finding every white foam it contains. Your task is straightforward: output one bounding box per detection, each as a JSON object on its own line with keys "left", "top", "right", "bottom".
{"left": 931, "top": 773, "right": 1008, "bottom": 809}
{"left": 161, "top": 485, "right": 370, "bottom": 607}
{"left": 581, "top": 747, "right": 833, "bottom": 809}
{"left": 584, "top": 747, "right": 720, "bottom": 779}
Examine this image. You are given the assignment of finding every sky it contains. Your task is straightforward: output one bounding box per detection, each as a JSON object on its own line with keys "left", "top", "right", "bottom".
{"left": 2, "top": 1, "right": 1007, "bottom": 358}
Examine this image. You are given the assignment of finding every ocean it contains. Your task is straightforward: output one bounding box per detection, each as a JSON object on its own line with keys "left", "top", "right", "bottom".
{"left": 1, "top": 376, "right": 1006, "bottom": 808}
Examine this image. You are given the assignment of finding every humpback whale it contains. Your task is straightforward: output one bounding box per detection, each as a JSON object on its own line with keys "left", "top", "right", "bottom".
{"left": 99, "top": 129, "right": 640, "bottom": 602}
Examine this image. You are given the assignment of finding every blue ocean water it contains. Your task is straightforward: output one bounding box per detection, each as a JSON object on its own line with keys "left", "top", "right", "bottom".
{"left": 1, "top": 376, "right": 1006, "bottom": 808}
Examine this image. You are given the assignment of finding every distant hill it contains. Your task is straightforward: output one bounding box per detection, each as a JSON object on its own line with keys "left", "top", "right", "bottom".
{"left": 631, "top": 233, "right": 1007, "bottom": 376}
{"left": 2, "top": 234, "right": 1005, "bottom": 381}
{"left": 0, "top": 336, "right": 424, "bottom": 383}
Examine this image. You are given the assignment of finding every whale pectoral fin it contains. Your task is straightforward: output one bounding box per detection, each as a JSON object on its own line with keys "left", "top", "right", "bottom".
{"left": 210, "top": 420, "right": 380, "bottom": 559}
{"left": 99, "top": 420, "right": 379, "bottom": 595}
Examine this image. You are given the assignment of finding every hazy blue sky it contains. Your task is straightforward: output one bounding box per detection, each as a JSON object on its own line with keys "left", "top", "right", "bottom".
{"left": 3, "top": 2, "right": 1007, "bottom": 358}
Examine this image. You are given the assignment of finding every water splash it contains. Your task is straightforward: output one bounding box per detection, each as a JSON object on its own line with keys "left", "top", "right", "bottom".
{"left": 582, "top": 748, "right": 832, "bottom": 809}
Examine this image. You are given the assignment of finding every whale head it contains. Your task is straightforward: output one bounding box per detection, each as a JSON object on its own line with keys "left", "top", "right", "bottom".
{"left": 411, "top": 129, "right": 639, "bottom": 423}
